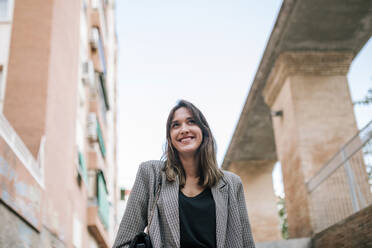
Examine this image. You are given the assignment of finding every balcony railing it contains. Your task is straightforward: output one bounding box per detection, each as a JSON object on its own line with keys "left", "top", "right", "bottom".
{"left": 306, "top": 119, "right": 372, "bottom": 233}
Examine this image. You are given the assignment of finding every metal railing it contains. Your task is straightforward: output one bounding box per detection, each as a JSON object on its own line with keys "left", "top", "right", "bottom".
{"left": 306, "top": 120, "right": 372, "bottom": 233}
{"left": 0, "top": 113, "right": 44, "bottom": 187}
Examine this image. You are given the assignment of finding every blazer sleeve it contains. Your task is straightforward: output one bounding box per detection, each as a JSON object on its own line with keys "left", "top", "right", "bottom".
{"left": 236, "top": 177, "right": 256, "bottom": 248}
{"left": 113, "top": 163, "right": 150, "bottom": 248}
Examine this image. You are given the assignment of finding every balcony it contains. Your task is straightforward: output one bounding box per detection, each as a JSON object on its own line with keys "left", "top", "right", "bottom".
{"left": 97, "top": 171, "right": 109, "bottom": 228}
{"left": 90, "top": 0, "right": 107, "bottom": 43}
{"left": 90, "top": 27, "right": 107, "bottom": 78}
{"left": 88, "top": 38, "right": 109, "bottom": 124}
{"left": 87, "top": 112, "right": 107, "bottom": 161}
{"left": 87, "top": 170, "right": 110, "bottom": 248}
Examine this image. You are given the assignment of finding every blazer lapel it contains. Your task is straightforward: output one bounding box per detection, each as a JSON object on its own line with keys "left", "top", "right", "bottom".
{"left": 211, "top": 177, "right": 228, "bottom": 248}
{"left": 161, "top": 174, "right": 180, "bottom": 248}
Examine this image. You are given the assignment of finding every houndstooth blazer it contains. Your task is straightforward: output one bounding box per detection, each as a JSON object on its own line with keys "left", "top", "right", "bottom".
{"left": 113, "top": 160, "right": 256, "bottom": 248}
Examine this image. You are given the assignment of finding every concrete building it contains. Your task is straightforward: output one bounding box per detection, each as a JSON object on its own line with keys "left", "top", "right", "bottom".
{"left": 223, "top": 0, "right": 372, "bottom": 247}
{"left": 0, "top": 0, "right": 118, "bottom": 247}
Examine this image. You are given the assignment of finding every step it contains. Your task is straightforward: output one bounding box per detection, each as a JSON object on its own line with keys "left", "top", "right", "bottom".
{"left": 256, "top": 238, "right": 311, "bottom": 248}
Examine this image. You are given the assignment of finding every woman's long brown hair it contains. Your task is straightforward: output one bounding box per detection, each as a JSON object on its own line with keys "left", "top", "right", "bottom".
{"left": 162, "top": 100, "right": 223, "bottom": 188}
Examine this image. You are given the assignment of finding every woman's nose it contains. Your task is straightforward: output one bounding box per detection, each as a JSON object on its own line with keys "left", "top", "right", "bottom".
{"left": 180, "top": 123, "right": 189, "bottom": 134}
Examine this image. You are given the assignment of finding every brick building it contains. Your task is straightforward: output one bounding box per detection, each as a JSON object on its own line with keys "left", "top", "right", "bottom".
{"left": 0, "top": 0, "right": 118, "bottom": 247}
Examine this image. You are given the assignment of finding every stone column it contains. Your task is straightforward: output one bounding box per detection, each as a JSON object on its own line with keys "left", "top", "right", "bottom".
{"left": 229, "top": 160, "right": 281, "bottom": 242}
{"left": 262, "top": 52, "right": 371, "bottom": 237}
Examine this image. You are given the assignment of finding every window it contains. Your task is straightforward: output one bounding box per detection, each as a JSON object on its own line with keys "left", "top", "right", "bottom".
{"left": 77, "top": 150, "right": 88, "bottom": 185}
{"left": 0, "top": 66, "right": 3, "bottom": 103}
{"left": 96, "top": 30, "right": 107, "bottom": 75}
{"left": 97, "top": 171, "right": 109, "bottom": 229}
{"left": 82, "top": 0, "right": 88, "bottom": 12}
{"left": 97, "top": 72, "right": 109, "bottom": 123}
{"left": 96, "top": 119, "right": 106, "bottom": 158}
{"left": 0, "top": 0, "right": 11, "bottom": 21}
{"left": 98, "top": 73, "right": 109, "bottom": 110}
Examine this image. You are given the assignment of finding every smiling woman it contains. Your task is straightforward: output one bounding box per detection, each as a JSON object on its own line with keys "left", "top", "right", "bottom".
{"left": 113, "top": 100, "right": 256, "bottom": 248}
{"left": 165, "top": 100, "right": 222, "bottom": 191}
{"left": 170, "top": 107, "right": 203, "bottom": 157}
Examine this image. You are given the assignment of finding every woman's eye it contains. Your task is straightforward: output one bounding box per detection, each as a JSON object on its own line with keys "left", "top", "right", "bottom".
{"left": 172, "top": 123, "right": 179, "bottom": 128}
{"left": 188, "top": 120, "right": 195, "bottom": 124}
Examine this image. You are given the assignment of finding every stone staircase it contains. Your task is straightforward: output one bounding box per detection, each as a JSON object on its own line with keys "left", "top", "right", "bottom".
{"left": 256, "top": 238, "right": 311, "bottom": 248}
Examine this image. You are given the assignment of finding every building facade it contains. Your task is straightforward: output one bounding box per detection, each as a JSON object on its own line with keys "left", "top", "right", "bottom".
{"left": 0, "top": 0, "right": 118, "bottom": 247}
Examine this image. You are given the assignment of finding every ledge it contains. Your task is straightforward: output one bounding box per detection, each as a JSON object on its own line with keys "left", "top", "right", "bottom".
{"left": 87, "top": 206, "right": 110, "bottom": 248}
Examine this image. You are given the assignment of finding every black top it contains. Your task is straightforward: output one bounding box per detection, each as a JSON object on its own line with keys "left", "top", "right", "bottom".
{"left": 179, "top": 188, "right": 216, "bottom": 248}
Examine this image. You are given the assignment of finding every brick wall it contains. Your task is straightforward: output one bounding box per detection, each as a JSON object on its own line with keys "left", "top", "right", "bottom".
{"left": 312, "top": 204, "right": 372, "bottom": 248}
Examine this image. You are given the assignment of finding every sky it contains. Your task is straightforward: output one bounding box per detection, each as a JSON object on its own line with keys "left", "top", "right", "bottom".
{"left": 115, "top": 0, "right": 372, "bottom": 191}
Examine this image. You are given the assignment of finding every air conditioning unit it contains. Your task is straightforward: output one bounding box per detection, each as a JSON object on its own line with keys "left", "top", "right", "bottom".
{"left": 82, "top": 60, "right": 95, "bottom": 87}
{"left": 90, "top": 28, "right": 100, "bottom": 51}
{"left": 87, "top": 113, "right": 98, "bottom": 142}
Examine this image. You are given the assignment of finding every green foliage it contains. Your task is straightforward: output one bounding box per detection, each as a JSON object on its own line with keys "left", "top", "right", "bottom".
{"left": 363, "top": 142, "right": 372, "bottom": 192}
{"left": 367, "top": 164, "right": 372, "bottom": 185}
{"left": 366, "top": 163, "right": 372, "bottom": 194}
{"left": 354, "top": 88, "right": 372, "bottom": 105}
{"left": 277, "top": 195, "right": 288, "bottom": 239}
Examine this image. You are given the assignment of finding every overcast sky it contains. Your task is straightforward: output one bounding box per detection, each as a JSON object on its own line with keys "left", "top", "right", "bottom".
{"left": 115, "top": 0, "right": 372, "bottom": 190}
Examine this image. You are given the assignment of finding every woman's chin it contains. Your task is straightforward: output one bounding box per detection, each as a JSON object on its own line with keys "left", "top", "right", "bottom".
{"left": 178, "top": 148, "right": 198, "bottom": 157}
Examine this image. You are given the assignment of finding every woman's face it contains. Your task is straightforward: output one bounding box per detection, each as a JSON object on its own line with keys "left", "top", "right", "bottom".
{"left": 170, "top": 107, "right": 203, "bottom": 157}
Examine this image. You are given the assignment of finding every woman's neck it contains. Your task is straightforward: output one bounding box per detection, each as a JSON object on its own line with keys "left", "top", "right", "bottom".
{"left": 179, "top": 154, "right": 199, "bottom": 178}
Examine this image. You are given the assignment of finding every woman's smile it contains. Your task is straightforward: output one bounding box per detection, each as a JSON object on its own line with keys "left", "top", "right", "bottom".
{"left": 178, "top": 136, "right": 194, "bottom": 143}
